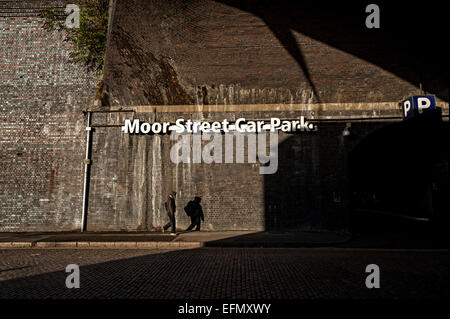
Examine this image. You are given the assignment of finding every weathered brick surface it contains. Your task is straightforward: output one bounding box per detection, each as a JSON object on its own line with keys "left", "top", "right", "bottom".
{"left": 89, "top": 0, "right": 447, "bottom": 231}
{"left": 1, "top": 1, "right": 447, "bottom": 232}
{"left": 87, "top": 110, "right": 386, "bottom": 231}
{"left": 102, "top": 0, "right": 447, "bottom": 107}
{"left": 88, "top": 117, "right": 266, "bottom": 231}
{"left": 0, "top": 1, "right": 99, "bottom": 231}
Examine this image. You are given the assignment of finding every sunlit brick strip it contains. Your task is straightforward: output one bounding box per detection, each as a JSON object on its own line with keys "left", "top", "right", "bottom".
{"left": 96, "top": 102, "right": 449, "bottom": 117}
{"left": 0, "top": 241, "right": 203, "bottom": 249}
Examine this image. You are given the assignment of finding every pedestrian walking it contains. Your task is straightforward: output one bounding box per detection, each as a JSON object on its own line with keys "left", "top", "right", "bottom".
{"left": 184, "top": 196, "right": 204, "bottom": 232}
{"left": 163, "top": 191, "right": 177, "bottom": 235}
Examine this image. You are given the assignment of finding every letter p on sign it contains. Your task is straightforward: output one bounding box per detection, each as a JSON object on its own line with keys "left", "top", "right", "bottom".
{"left": 417, "top": 97, "right": 431, "bottom": 113}
{"left": 403, "top": 100, "right": 411, "bottom": 118}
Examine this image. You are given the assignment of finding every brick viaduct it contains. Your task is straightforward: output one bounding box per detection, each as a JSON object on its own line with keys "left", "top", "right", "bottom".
{"left": 0, "top": 0, "right": 448, "bottom": 232}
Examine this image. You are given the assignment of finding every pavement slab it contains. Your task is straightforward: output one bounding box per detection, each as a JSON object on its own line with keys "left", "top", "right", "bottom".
{"left": 0, "top": 231, "right": 351, "bottom": 249}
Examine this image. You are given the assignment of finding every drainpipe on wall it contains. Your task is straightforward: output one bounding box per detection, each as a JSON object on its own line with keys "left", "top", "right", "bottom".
{"left": 107, "top": 0, "right": 116, "bottom": 40}
{"left": 79, "top": 0, "right": 116, "bottom": 231}
{"left": 81, "top": 111, "right": 92, "bottom": 232}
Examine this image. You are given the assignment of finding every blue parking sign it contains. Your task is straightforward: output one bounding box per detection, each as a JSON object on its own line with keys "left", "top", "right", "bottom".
{"left": 402, "top": 95, "right": 436, "bottom": 120}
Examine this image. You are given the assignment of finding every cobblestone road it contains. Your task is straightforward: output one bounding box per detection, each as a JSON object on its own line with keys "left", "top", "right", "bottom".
{"left": 0, "top": 248, "right": 447, "bottom": 299}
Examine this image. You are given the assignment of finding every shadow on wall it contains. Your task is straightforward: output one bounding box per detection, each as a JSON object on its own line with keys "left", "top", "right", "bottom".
{"left": 103, "top": 0, "right": 448, "bottom": 107}
{"left": 264, "top": 124, "right": 349, "bottom": 232}
{"left": 215, "top": 0, "right": 449, "bottom": 101}
{"left": 348, "top": 117, "right": 450, "bottom": 230}
{"left": 263, "top": 118, "right": 449, "bottom": 234}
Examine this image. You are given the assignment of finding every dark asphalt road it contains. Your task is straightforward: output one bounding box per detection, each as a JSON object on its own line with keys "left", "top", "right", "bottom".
{"left": 0, "top": 248, "right": 447, "bottom": 299}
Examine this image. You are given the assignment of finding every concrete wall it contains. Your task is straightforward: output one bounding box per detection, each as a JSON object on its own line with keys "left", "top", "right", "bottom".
{"left": 0, "top": 1, "right": 99, "bottom": 231}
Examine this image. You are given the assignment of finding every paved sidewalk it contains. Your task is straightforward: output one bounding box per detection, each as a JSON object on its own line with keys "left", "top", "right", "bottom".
{"left": 1, "top": 248, "right": 447, "bottom": 299}
{"left": 0, "top": 230, "right": 351, "bottom": 249}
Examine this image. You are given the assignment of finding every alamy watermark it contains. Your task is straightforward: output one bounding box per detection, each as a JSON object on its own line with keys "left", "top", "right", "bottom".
{"left": 365, "top": 264, "right": 380, "bottom": 289}
{"left": 365, "top": 4, "right": 380, "bottom": 29}
{"left": 65, "top": 4, "right": 80, "bottom": 29}
{"left": 65, "top": 264, "right": 80, "bottom": 288}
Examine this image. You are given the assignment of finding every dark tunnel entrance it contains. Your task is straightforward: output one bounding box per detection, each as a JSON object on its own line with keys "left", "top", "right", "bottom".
{"left": 348, "top": 117, "right": 449, "bottom": 242}
{"left": 262, "top": 117, "right": 449, "bottom": 240}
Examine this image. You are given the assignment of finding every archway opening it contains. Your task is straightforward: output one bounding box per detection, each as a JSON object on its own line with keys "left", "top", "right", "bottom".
{"left": 348, "top": 117, "right": 449, "bottom": 244}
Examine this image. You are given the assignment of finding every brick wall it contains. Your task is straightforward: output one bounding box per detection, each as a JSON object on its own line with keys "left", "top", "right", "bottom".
{"left": 86, "top": 110, "right": 389, "bottom": 232}
{"left": 1, "top": 0, "right": 446, "bottom": 232}
{"left": 0, "top": 1, "right": 99, "bottom": 231}
{"left": 87, "top": 111, "right": 267, "bottom": 231}
{"left": 101, "top": 0, "right": 446, "bottom": 107}
{"left": 91, "top": 0, "right": 439, "bottom": 232}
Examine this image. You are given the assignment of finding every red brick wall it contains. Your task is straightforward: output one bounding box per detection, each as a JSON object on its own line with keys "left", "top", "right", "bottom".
{"left": 1, "top": 0, "right": 446, "bottom": 232}
{"left": 0, "top": 1, "right": 99, "bottom": 231}
{"left": 102, "top": 0, "right": 441, "bottom": 107}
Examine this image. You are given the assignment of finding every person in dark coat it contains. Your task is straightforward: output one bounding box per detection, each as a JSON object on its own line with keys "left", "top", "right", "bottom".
{"left": 185, "top": 196, "right": 204, "bottom": 232}
{"left": 163, "top": 191, "right": 177, "bottom": 235}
